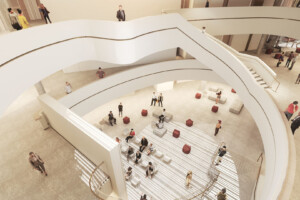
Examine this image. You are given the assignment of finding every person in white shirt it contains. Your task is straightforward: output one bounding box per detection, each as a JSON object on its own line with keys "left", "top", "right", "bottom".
{"left": 159, "top": 109, "right": 166, "bottom": 123}
{"left": 202, "top": 26, "right": 206, "bottom": 34}
{"left": 150, "top": 92, "right": 157, "bottom": 106}
{"left": 65, "top": 82, "right": 72, "bottom": 94}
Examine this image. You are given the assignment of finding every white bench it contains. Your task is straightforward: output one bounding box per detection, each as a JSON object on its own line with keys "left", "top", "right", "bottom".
{"left": 208, "top": 92, "right": 227, "bottom": 104}
{"left": 121, "top": 146, "right": 129, "bottom": 153}
{"left": 134, "top": 137, "right": 141, "bottom": 144}
{"left": 141, "top": 160, "right": 149, "bottom": 168}
{"left": 229, "top": 99, "right": 244, "bottom": 114}
{"left": 163, "top": 155, "right": 172, "bottom": 163}
{"left": 208, "top": 86, "right": 220, "bottom": 92}
{"left": 155, "top": 150, "right": 164, "bottom": 158}
{"left": 152, "top": 108, "right": 173, "bottom": 122}
{"left": 153, "top": 128, "right": 167, "bottom": 137}
{"left": 123, "top": 128, "right": 130, "bottom": 136}
{"left": 131, "top": 174, "right": 141, "bottom": 187}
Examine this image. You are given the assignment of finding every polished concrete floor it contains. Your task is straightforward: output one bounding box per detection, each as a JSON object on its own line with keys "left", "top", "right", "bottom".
{"left": 0, "top": 50, "right": 299, "bottom": 199}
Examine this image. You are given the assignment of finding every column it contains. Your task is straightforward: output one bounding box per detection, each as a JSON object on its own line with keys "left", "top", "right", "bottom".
{"left": 35, "top": 81, "right": 46, "bottom": 95}
{"left": 256, "top": 34, "right": 268, "bottom": 55}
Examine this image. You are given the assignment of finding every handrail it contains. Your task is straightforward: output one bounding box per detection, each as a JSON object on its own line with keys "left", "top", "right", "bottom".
{"left": 254, "top": 153, "right": 264, "bottom": 200}
{"left": 89, "top": 162, "right": 122, "bottom": 200}
{"left": 187, "top": 142, "right": 224, "bottom": 200}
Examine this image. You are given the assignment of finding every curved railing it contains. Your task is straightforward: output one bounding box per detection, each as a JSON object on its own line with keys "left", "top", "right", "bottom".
{"left": 162, "top": 7, "right": 300, "bottom": 39}
{"left": 0, "top": 14, "right": 290, "bottom": 200}
{"left": 89, "top": 162, "right": 122, "bottom": 200}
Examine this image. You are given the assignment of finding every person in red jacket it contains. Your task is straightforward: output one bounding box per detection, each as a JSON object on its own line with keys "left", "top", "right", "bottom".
{"left": 125, "top": 128, "right": 135, "bottom": 142}
{"left": 284, "top": 101, "right": 298, "bottom": 121}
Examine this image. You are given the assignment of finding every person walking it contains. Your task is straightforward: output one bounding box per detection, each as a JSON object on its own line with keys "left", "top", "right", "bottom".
{"left": 17, "top": 9, "right": 29, "bottom": 29}
{"left": 29, "top": 152, "right": 48, "bottom": 176}
{"left": 284, "top": 101, "right": 298, "bottom": 121}
{"left": 205, "top": 0, "right": 210, "bottom": 7}
{"left": 139, "top": 136, "right": 148, "bottom": 152}
{"left": 118, "top": 103, "right": 123, "bottom": 117}
{"left": 216, "top": 91, "right": 222, "bottom": 104}
{"left": 289, "top": 56, "right": 297, "bottom": 70}
{"left": 96, "top": 67, "right": 105, "bottom": 78}
{"left": 285, "top": 52, "right": 295, "bottom": 68}
{"left": 134, "top": 150, "right": 142, "bottom": 164}
{"left": 215, "top": 146, "right": 227, "bottom": 166}
{"left": 39, "top": 4, "right": 52, "bottom": 24}
{"left": 116, "top": 5, "right": 126, "bottom": 21}
{"left": 150, "top": 92, "right": 157, "bottom": 106}
{"left": 127, "top": 146, "right": 134, "bottom": 161}
{"left": 276, "top": 52, "right": 284, "bottom": 67}
{"left": 291, "top": 113, "right": 300, "bottom": 135}
{"left": 217, "top": 188, "right": 227, "bottom": 200}
{"left": 108, "top": 111, "right": 117, "bottom": 126}
{"left": 65, "top": 82, "right": 72, "bottom": 94}
{"left": 296, "top": 73, "right": 300, "bottom": 84}
{"left": 125, "top": 129, "right": 135, "bottom": 142}
{"left": 185, "top": 171, "right": 192, "bottom": 187}
{"left": 214, "top": 120, "right": 222, "bottom": 136}
{"left": 158, "top": 93, "right": 164, "bottom": 107}
{"left": 7, "top": 8, "right": 22, "bottom": 30}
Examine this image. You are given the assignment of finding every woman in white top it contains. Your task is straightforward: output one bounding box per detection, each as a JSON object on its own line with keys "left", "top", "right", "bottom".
{"left": 65, "top": 82, "right": 72, "bottom": 94}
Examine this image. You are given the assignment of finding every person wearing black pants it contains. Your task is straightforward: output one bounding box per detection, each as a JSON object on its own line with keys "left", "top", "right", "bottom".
{"left": 139, "top": 137, "right": 148, "bottom": 152}
{"left": 158, "top": 93, "right": 163, "bottom": 107}
{"left": 135, "top": 151, "right": 141, "bottom": 164}
{"left": 159, "top": 109, "right": 166, "bottom": 123}
{"left": 118, "top": 103, "right": 123, "bottom": 117}
{"left": 276, "top": 52, "right": 284, "bottom": 67}
{"left": 291, "top": 115, "right": 300, "bottom": 135}
{"left": 296, "top": 74, "right": 300, "bottom": 84}
{"left": 150, "top": 92, "right": 157, "bottom": 106}
{"left": 108, "top": 111, "right": 116, "bottom": 126}
{"left": 39, "top": 4, "right": 52, "bottom": 24}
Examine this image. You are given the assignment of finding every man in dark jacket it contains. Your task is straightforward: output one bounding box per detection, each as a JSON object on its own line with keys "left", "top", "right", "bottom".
{"left": 116, "top": 5, "right": 125, "bottom": 21}
{"left": 139, "top": 136, "right": 148, "bottom": 152}
{"left": 291, "top": 115, "right": 300, "bottom": 135}
{"left": 216, "top": 146, "right": 227, "bottom": 165}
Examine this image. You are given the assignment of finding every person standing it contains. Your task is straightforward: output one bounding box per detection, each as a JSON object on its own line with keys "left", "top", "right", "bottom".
{"left": 205, "top": 0, "right": 210, "bottom": 7}
{"left": 17, "top": 9, "right": 29, "bottom": 29}
{"left": 116, "top": 5, "right": 126, "bottom": 21}
{"left": 139, "top": 136, "right": 148, "bottom": 152}
{"left": 118, "top": 103, "right": 123, "bottom": 117}
{"left": 150, "top": 92, "right": 157, "bottom": 106}
{"left": 291, "top": 115, "right": 300, "bottom": 135}
{"left": 217, "top": 188, "right": 227, "bottom": 200}
{"left": 296, "top": 73, "right": 300, "bottom": 84}
{"left": 7, "top": 8, "right": 22, "bottom": 30}
{"left": 39, "top": 4, "right": 52, "bottom": 24}
{"left": 185, "top": 171, "right": 193, "bottom": 187}
{"left": 108, "top": 111, "right": 117, "bottom": 126}
{"left": 29, "top": 152, "right": 48, "bottom": 176}
{"left": 289, "top": 56, "right": 297, "bottom": 70}
{"left": 65, "top": 82, "right": 72, "bottom": 94}
{"left": 276, "top": 52, "right": 284, "bottom": 67}
{"left": 216, "top": 91, "right": 222, "bottom": 104}
{"left": 96, "top": 67, "right": 105, "bottom": 78}
{"left": 214, "top": 120, "right": 222, "bottom": 136}
{"left": 135, "top": 150, "right": 142, "bottom": 164}
{"left": 215, "top": 146, "right": 227, "bottom": 166}
{"left": 285, "top": 52, "right": 295, "bottom": 68}
{"left": 202, "top": 26, "right": 206, "bottom": 34}
{"left": 284, "top": 101, "right": 298, "bottom": 121}
{"left": 126, "top": 129, "right": 135, "bottom": 142}
{"left": 125, "top": 167, "right": 132, "bottom": 181}
{"left": 158, "top": 93, "right": 164, "bottom": 107}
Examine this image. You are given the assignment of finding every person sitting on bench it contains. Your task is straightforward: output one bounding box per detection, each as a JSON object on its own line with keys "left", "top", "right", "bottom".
{"left": 125, "top": 167, "right": 132, "bottom": 181}
{"left": 147, "top": 143, "right": 155, "bottom": 156}
{"left": 146, "top": 162, "right": 155, "bottom": 178}
{"left": 139, "top": 136, "right": 148, "bottom": 152}
{"left": 108, "top": 111, "right": 116, "bottom": 126}
{"left": 125, "top": 129, "right": 135, "bottom": 143}
{"left": 159, "top": 109, "right": 166, "bottom": 123}
{"left": 127, "top": 146, "right": 134, "bottom": 161}
{"left": 135, "top": 151, "right": 142, "bottom": 164}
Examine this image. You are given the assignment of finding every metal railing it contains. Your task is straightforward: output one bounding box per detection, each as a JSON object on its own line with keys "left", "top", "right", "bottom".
{"left": 89, "top": 162, "right": 122, "bottom": 200}
{"left": 253, "top": 153, "right": 264, "bottom": 200}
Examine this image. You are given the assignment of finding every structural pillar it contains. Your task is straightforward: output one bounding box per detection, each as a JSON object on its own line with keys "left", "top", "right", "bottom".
{"left": 35, "top": 81, "right": 46, "bottom": 95}
{"left": 257, "top": 34, "right": 268, "bottom": 55}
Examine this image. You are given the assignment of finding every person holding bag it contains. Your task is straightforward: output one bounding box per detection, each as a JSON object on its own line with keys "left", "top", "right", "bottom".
{"left": 7, "top": 8, "right": 22, "bottom": 31}
{"left": 28, "top": 152, "right": 48, "bottom": 176}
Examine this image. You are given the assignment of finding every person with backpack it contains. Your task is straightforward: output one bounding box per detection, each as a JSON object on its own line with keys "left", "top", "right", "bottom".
{"left": 217, "top": 188, "right": 227, "bottom": 200}
{"left": 276, "top": 52, "right": 284, "bottom": 67}
{"left": 7, "top": 8, "right": 22, "bottom": 30}
{"left": 216, "top": 146, "right": 227, "bottom": 166}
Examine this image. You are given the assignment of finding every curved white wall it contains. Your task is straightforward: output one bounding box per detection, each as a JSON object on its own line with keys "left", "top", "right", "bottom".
{"left": 164, "top": 7, "right": 300, "bottom": 39}
{"left": 0, "top": 14, "right": 289, "bottom": 200}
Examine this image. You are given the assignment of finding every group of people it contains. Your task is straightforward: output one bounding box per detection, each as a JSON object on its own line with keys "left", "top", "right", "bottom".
{"left": 150, "top": 92, "right": 164, "bottom": 107}
{"left": 8, "top": 4, "right": 51, "bottom": 31}
{"left": 285, "top": 101, "right": 300, "bottom": 135}
{"left": 276, "top": 51, "right": 297, "bottom": 70}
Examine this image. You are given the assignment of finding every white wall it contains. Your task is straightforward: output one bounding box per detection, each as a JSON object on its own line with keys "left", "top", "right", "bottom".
{"left": 248, "top": 34, "right": 262, "bottom": 51}
{"left": 39, "top": 94, "right": 127, "bottom": 199}
{"left": 42, "top": 0, "right": 181, "bottom": 22}
{"left": 230, "top": 34, "right": 249, "bottom": 52}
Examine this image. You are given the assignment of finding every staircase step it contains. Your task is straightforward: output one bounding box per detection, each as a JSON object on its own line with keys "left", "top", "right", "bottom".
{"left": 255, "top": 78, "right": 263, "bottom": 81}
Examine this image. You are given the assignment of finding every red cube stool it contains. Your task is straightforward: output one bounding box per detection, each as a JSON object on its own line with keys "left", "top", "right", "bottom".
{"left": 195, "top": 93, "right": 201, "bottom": 99}
{"left": 173, "top": 129, "right": 180, "bottom": 138}
{"left": 123, "top": 116, "right": 130, "bottom": 124}
{"left": 274, "top": 53, "right": 281, "bottom": 59}
{"left": 296, "top": 48, "right": 300, "bottom": 53}
{"left": 141, "top": 109, "right": 148, "bottom": 116}
{"left": 186, "top": 119, "right": 193, "bottom": 127}
{"left": 182, "top": 144, "right": 191, "bottom": 154}
{"left": 212, "top": 105, "right": 219, "bottom": 113}
{"left": 231, "top": 88, "right": 236, "bottom": 93}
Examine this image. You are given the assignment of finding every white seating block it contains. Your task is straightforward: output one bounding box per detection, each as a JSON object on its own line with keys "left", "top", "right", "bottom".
{"left": 208, "top": 92, "right": 227, "bottom": 104}
{"left": 131, "top": 176, "right": 141, "bottom": 187}
{"left": 123, "top": 128, "right": 130, "bottom": 136}
{"left": 155, "top": 150, "right": 163, "bottom": 158}
{"left": 153, "top": 128, "right": 167, "bottom": 137}
{"left": 121, "top": 146, "right": 129, "bottom": 153}
{"left": 152, "top": 108, "right": 173, "bottom": 122}
{"left": 141, "top": 160, "right": 148, "bottom": 168}
{"left": 134, "top": 137, "right": 141, "bottom": 144}
{"left": 163, "top": 155, "right": 172, "bottom": 163}
{"left": 208, "top": 86, "right": 219, "bottom": 92}
{"left": 229, "top": 98, "right": 244, "bottom": 114}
